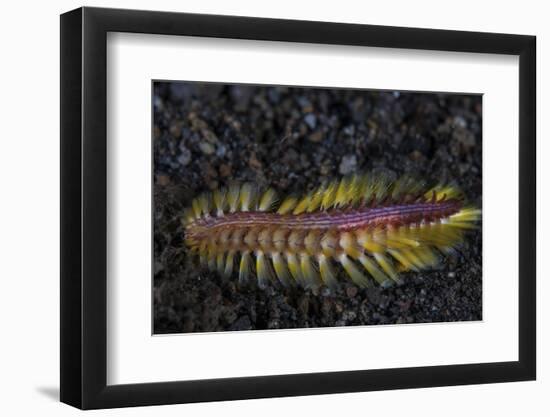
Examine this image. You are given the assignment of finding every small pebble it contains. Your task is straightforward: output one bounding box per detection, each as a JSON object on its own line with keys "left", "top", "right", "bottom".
{"left": 216, "top": 144, "right": 227, "bottom": 158}
{"left": 248, "top": 152, "right": 263, "bottom": 170}
{"left": 345, "top": 286, "right": 358, "bottom": 298}
{"left": 177, "top": 149, "right": 191, "bottom": 166}
{"left": 199, "top": 142, "right": 215, "bottom": 155}
{"left": 339, "top": 154, "right": 357, "bottom": 175}
{"left": 169, "top": 121, "right": 183, "bottom": 139}
{"left": 219, "top": 163, "right": 233, "bottom": 177}
{"left": 308, "top": 130, "right": 324, "bottom": 143}
{"left": 304, "top": 113, "right": 317, "bottom": 129}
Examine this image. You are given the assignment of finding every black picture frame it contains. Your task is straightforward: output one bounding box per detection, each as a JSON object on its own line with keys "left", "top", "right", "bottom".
{"left": 60, "top": 6, "right": 536, "bottom": 410}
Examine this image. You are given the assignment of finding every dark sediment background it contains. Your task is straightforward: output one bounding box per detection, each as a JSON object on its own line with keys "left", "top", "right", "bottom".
{"left": 153, "top": 82, "right": 482, "bottom": 334}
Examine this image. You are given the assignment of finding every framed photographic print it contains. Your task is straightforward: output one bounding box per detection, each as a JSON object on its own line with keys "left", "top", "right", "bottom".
{"left": 60, "top": 6, "right": 536, "bottom": 410}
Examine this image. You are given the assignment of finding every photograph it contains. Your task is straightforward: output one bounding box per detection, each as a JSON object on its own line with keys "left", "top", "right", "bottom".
{"left": 54, "top": 4, "right": 538, "bottom": 411}
{"left": 152, "top": 81, "right": 482, "bottom": 334}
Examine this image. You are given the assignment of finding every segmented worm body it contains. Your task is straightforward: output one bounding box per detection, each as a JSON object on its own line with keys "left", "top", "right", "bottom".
{"left": 183, "top": 173, "right": 480, "bottom": 289}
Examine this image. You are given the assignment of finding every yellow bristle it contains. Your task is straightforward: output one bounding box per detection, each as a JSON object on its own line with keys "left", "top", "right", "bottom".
{"left": 271, "top": 253, "right": 291, "bottom": 286}
{"left": 340, "top": 232, "right": 363, "bottom": 259}
{"left": 425, "top": 185, "right": 462, "bottom": 201}
{"left": 277, "top": 196, "right": 298, "bottom": 215}
{"left": 424, "top": 186, "right": 439, "bottom": 201}
{"left": 258, "top": 188, "right": 278, "bottom": 212}
{"left": 216, "top": 253, "right": 225, "bottom": 274}
{"left": 256, "top": 251, "right": 273, "bottom": 288}
{"left": 385, "top": 227, "right": 420, "bottom": 249}
{"left": 239, "top": 251, "right": 252, "bottom": 284}
{"left": 318, "top": 254, "right": 338, "bottom": 289}
{"left": 373, "top": 253, "right": 399, "bottom": 282}
{"left": 320, "top": 181, "right": 338, "bottom": 210}
{"left": 450, "top": 207, "right": 481, "bottom": 222}
{"left": 293, "top": 193, "right": 312, "bottom": 215}
{"left": 184, "top": 236, "right": 195, "bottom": 248}
{"left": 345, "top": 174, "right": 366, "bottom": 206}
{"left": 413, "top": 247, "right": 438, "bottom": 267}
{"left": 417, "top": 223, "right": 462, "bottom": 246}
{"left": 306, "top": 186, "right": 325, "bottom": 213}
{"left": 406, "top": 177, "right": 426, "bottom": 199}
{"left": 414, "top": 228, "right": 429, "bottom": 243}
{"left": 300, "top": 254, "right": 320, "bottom": 288}
{"left": 391, "top": 176, "right": 413, "bottom": 201}
{"left": 286, "top": 252, "right": 303, "bottom": 285}
{"left": 356, "top": 230, "right": 385, "bottom": 253}
{"left": 362, "top": 176, "right": 376, "bottom": 204}
{"left": 358, "top": 174, "right": 371, "bottom": 204}
{"left": 239, "top": 183, "right": 255, "bottom": 211}
{"left": 183, "top": 208, "right": 195, "bottom": 225}
{"left": 439, "top": 186, "right": 461, "bottom": 200}
{"left": 191, "top": 198, "right": 201, "bottom": 218}
{"left": 399, "top": 248, "right": 425, "bottom": 269}
{"left": 373, "top": 176, "right": 391, "bottom": 203}
{"left": 387, "top": 248, "right": 418, "bottom": 271}
{"left": 213, "top": 188, "right": 227, "bottom": 215}
{"left": 339, "top": 254, "right": 371, "bottom": 288}
{"left": 223, "top": 252, "right": 235, "bottom": 278}
{"left": 334, "top": 176, "right": 351, "bottom": 208}
{"left": 227, "top": 184, "right": 240, "bottom": 212}
{"left": 448, "top": 221, "right": 477, "bottom": 230}
{"left": 198, "top": 193, "right": 211, "bottom": 216}
{"left": 363, "top": 240, "right": 386, "bottom": 253}
{"left": 358, "top": 254, "right": 390, "bottom": 286}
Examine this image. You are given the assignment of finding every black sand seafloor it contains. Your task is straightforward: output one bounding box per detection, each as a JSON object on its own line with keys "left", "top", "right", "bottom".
{"left": 152, "top": 82, "right": 482, "bottom": 334}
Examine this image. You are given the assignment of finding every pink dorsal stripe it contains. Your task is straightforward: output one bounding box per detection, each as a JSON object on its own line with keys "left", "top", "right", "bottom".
{"left": 190, "top": 199, "right": 461, "bottom": 233}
